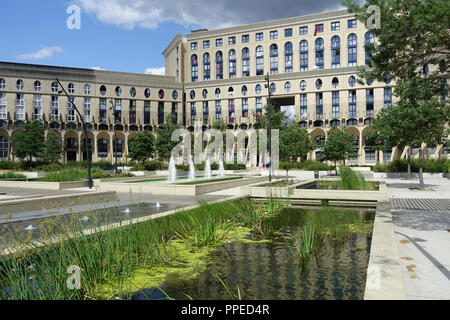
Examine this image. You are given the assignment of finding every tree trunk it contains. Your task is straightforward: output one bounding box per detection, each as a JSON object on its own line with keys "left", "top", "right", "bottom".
{"left": 286, "top": 158, "right": 289, "bottom": 182}
{"left": 407, "top": 147, "right": 412, "bottom": 180}
{"left": 419, "top": 147, "right": 425, "bottom": 190}
{"left": 335, "top": 161, "right": 338, "bottom": 176}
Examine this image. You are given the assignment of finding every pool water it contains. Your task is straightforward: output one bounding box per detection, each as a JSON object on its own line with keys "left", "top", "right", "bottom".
{"left": 128, "top": 207, "right": 375, "bottom": 300}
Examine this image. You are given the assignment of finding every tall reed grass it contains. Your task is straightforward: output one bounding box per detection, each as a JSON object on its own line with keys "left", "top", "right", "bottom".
{"left": 338, "top": 166, "right": 372, "bottom": 190}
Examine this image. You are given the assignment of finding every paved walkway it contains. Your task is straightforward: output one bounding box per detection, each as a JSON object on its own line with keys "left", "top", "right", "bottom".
{"left": 387, "top": 177, "right": 450, "bottom": 300}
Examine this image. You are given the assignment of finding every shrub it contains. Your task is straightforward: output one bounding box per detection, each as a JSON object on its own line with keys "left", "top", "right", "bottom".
{"left": 373, "top": 159, "right": 450, "bottom": 173}
{"left": 143, "top": 160, "right": 167, "bottom": 171}
{"left": 224, "top": 163, "right": 246, "bottom": 170}
{"left": 338, "top": 166, "right": 371, "bottom": 190}
{"left": 0, "top": 172, "right": 27, "bottom": 180}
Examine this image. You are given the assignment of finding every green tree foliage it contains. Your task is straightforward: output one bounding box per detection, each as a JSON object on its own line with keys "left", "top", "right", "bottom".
{"left": 12, "top": 121, "right": 45, "bottom": 163}
{"left": 128, "top": 131, "right": 155, "bottom": 164}
{"left": 280, "top": 125, "right": 314, "bottom": 179}
{"left": 155, "top": 114, "right": 181, "bottom": 162}
{"left": 40, "top": 130, "right": 62, "bottom": 164}
{"left": 254, "top": 103, "right": 290, "bottom": 130}
{"left": 344, "top": 0, "right": 450, "bottom": 188}
{"left": 319, "top": 126, "right": 357, "bottom": 175}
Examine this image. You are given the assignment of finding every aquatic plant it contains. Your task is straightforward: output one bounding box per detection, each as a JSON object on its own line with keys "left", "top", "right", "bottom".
{"left": 338, "top": 166, "right": 372, "bottom": 190}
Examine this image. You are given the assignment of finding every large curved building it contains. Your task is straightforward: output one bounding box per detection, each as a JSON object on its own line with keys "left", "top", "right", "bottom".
{"left": 0, "top": 9, "right": 448, "bottom": 165}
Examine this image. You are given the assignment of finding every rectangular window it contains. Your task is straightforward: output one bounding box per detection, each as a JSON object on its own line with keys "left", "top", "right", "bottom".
{"left": 144, "top": 101, "right": 151, "bottom": 124}
{"left": 331, "top": 21, "right": 340, "bottom": 31}
{"left": 215, "top": 100, "right": 222, "bottom": 120}
{"left": 67, "top": 98, "right": 75, "bottom": 122}
{"left": 84, "top": 97, "right": 91, "bottom": 122}
{"left": 115, "top": 99, "right": 122, "bottom": 122}
{"left": 242, "top": 59, "right": 250, "bottom": 77}
{"left": 284, "top": 28, "right": 293, "bottom": 37}
{"left": 191, "top": 42, "right": 197, "bottom": 50}
{"left": 256, "top": 32, "right": 264, "bottom": 41}
{"left": 349, "top": 90, "right": 357, "bottom": 117}
{"left": 171, "top": 102, "right": 178, "bottom": 122}
{"left": 99, "top": 98, "right": 106, "bottom": 122}
{"left": 242, "top": 34, "right": 249, "bottom": 43}
{"left": 129, "top": 100, "right": 136, "bottom": 124}
{"left": 228, "top": 99, "right": 234, "bottom": 123}
{"left": 0, "top": 93, "right": 6, "bottom": 120}
{"left": 242, "top": 98, "right": 248, "bottom": 118}
{"left": 203, "top": 40, "right": 210, "bottom": 48}
{"left": 299, "top": 26, "right": 308, "bottom": 35}
{"left": 384, "top": 87, "right": 392, "bottom": 108}
{"left": 158, "top": 102, "right": 165, "bottom": 125}
{"left": 285, "top": 54, "right": 293, "bottom": 72}
{"left": 216, "top": 38, "right": 223, "bottom": 47}
{"left": 366, "top": 89, "right": 374, "bottom": 116}
{"left": 228, "top": 36, "right": 236, "bottom": 45}
{"left": 203, "top": 101, "right": 208, "bottom": 123}
{"left": 270, "top": 30, "right": 278, "bottom": 39}
{"left": 332, "top": 91, "right": 340, "bottom": 118}
{"left": 348, "top": 47, "right": 357, "bottom": 66}
{"left": 300, "top": 94, "right": 307, "bottom": 120}
{"left": 348, "top": 19, "right": 357, "bottom": 28}
{"left": 34, "top": 95, "right": 42, "bottom": 120}
{"left": 316, "top": 93, "right": 323, "bottom": 115}
{"left": 51, "top": 96, "right": 59, "bottom": 121}
{"left": 315, "top": 24, "right": 324, "bottom": 33}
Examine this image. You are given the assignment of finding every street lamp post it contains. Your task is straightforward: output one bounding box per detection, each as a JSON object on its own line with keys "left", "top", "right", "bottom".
{"left": 109, "top": 100, "right": 119, "bottom": 174}
{"left": 56, "top": 78, "right": 93, "bottom": 189}
{"left": 264, "top": 73, "right": 272, "bottom": 182}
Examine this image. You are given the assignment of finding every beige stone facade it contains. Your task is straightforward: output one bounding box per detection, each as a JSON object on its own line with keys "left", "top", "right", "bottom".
{"left": 0, "top": 9, "right": 448, "bottom": 165}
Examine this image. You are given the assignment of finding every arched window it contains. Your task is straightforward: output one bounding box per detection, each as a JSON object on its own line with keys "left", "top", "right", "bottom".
{"left": 158, "top": 89, "right": 165, "bottom": 99}
{"left": 242, "top": 48, "right": 250, "bottom": 77}
{"left": 284, "top": 42, "right": 293, "bottom": 73}
{"left": 300, "top": 80, "right": 306, "bottom": 91}
{"left": 284, "top": 82, "right": 291, "bottom": 93}
{"left": 364, "top": 32, "right": 375, "bottom": 64}
{"left": 270, "top": 44, "right": 278, "bottom": 74}
{"left": 202, "top": 89, "right": 208, "bottom": 99}
{"left": 216, "top": 51, "right": 223, "bottom": 79}
{"left": 270, "top": 83, "right": 276, "bottom": 94}
{"left": 331, "top": 36, "right": 340, "bottom": 68}
{"left": 241, "top": 85, "right": 247, "bottom": 96}
{"left": 332, "top": 77, "right": 339, "bottom": 88}
{"left": 115, "top": 86, "right": 122, "bottom": 97}
{"left": 300, "top": 40, "right": 308, "bottom": 71}
{"left": 172, "top": 90, "right": 178, "bottom": 100}
{"left": 191, "top": 54, "right": 198, "bottom": 82}
{"left": 98, "top": 138, "right": 108, "bottom": 158}
{"left": 16, "top": 79, "right": 24, "bottom": 91}
{"left": 100, "top": 85, "right": 106, "bottom": 96}
{"left": 203, "top": 53, "right": 210, "bottom": 81}
{"left": 229, "top": 49, "right": 236, "bottom": 78}
{"left": 255, "top": 84, "right": 262, "bottom": 94}
{"left": 228, "top": 87, "right": 234, "bottom": 97}
{"left": 34, "top": 81, "right": 42, "bottom": 92}
{"left": 256, "top": 46, "right": 264, "bottom": 75}
{"left": 315, "top": 79, "right": 322, "bottom": 89}
{"left": 68, "top": 83, "right": 75, "bottom": 94}
{"left": 349, "top": 76, "right": 356, "bottom": 87}
{"left": 130, "top": 87, "right": 136, "bottom": 97}
{"left": 215, "top": 88, "right": 221, "bottom": 98}
{"left": 0, "top": 78, "right": 5, "bottom": 90}
{"left": 145, "top": 88, "right": 151, "bottom": 98}
{"left": 315, "top": 38, "right": 324, "bottom": 69}
{"left": 348, "top": 34, "right": 357, "bottom": 66}
{"left": 190, "top": 90, "right": 196, "bottom": 100}
{"left": 0, "top": 136, "right": 8, "bottom": 158}
{"left": 51, "top": 81, "right": 59, "bottom": 93}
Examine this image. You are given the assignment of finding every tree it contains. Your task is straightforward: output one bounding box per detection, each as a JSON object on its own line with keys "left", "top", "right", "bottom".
{"left": 319, "top": 127, "right": 357, "bottom": 175}
{"left": 280, "top": 125, "right": 313, "bottom": 179}
{"left": 254, "top": 102, "right": 289, "bottom": 130}
{"left": 40, "top": 130, "right": 62, "bottom": 164}
{"left": 155, "top": 114, "right": 181, "bottom": 162}
{"left": 12, "top": 121, "right": 45, "bottom": 163}
{"left": 128, "top": 131, "right": 155, "bottom": 164}
{"left": 344, "top": 0, "right": 450, "bottom": 189}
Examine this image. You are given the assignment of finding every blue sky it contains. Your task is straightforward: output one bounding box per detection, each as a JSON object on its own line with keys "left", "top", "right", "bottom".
{"left": 0, "top": 0, "right": 346, "bottom": 75}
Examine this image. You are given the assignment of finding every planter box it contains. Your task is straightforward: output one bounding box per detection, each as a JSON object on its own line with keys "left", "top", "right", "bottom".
{"left": 0, "top": 180, "right": 88, "bottom": 190}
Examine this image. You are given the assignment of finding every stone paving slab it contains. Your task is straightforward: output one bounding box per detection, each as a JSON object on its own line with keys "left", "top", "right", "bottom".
{"left": 392, "top": 209, "right": 450, "bottom": 300}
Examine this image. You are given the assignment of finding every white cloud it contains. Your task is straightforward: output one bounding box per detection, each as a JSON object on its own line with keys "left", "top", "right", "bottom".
{"left": 145, "top": 67, "right": 165, "bottom": 76}
{"left": 18, "top": 46, "right": 63, "bottom": 60}
{"left": 91, "top": 66, "right": 106, "bottom": 70}
{"left": 75, "top": 0, "right": 347, "bottom": 30}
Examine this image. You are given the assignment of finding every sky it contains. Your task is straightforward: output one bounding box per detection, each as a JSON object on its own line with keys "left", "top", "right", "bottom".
{"left": 0, "top": 0, "right": 357, "bottom": 75}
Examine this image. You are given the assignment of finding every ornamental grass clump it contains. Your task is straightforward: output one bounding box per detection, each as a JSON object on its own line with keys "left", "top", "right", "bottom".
{"left": 338, "top": 166, "right": 371, "bottom": 190}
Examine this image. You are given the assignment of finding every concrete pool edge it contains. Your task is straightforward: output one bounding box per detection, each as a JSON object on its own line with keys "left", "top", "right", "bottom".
{"left": 364, "top": 201, "right": 405, "bottom": 300}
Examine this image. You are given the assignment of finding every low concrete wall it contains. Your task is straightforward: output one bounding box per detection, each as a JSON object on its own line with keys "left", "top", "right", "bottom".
{"left": 0, "top": 180, "right": 88, "bottom": 190}
{"left": 271, "top": 170, "right": 334, "bottom": 179}
{"left": 0, "top": 191, "right": 117, "bottom": 215}
{"left": 374, "top": 172, "right": 444, "bottom": 179}
{"left": 98, "top": 176, "right": 267, "bottom": 196}
{"left": 364, "top": 202, "right": 405, "bottom": 300}
{"left": 245, "top": 180, "right": 314, "bottom": 198}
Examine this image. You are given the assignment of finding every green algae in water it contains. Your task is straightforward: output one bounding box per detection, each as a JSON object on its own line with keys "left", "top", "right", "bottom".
{"left": 121, "top": 207, "right": 375, "bottom": 300}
